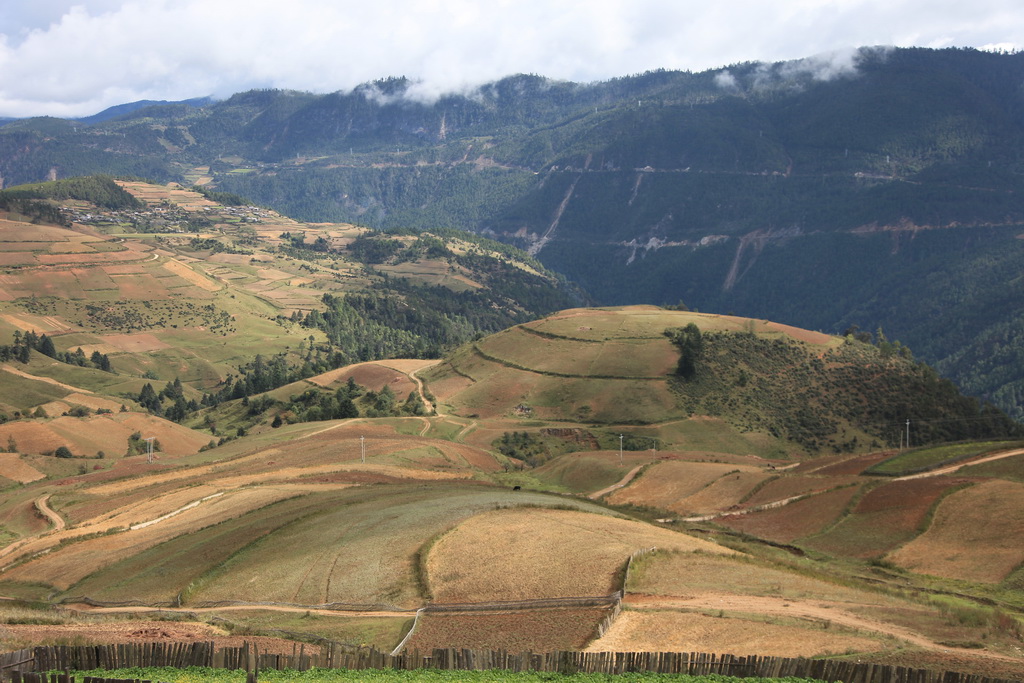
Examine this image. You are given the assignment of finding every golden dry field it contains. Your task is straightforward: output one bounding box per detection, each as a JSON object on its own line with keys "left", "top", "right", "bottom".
{"left": 425, "top": 507, "right": 733, "bottom": 603}
{"left": 0, "top": 184, "right": 1021, "bottom": 679}
{"left": 605, "top": 461, "right": 761, "bottom": 511}
{"left": 886, "top": 480, "right": 1024, "bottom": 582}
{"left": 588, "top": 609, "right": 886, "bottom": 657}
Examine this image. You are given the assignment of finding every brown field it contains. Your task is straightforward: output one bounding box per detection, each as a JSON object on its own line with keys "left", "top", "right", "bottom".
{"left": 673, "top": 471, "right": 772, "bottom": 515}
{"left": 0, "top": 243, "right": 53, "bottom": 252}
{"left": 161, "top": 259, "right": 221, "bottom": 291}
{"left": 309, "top": 362, "right": 416, "bottom": 396}
{"left": 886, "top": 480, "right": 1024, "bottom": 582}
{"left": 0, "top": 412, "right": 211, "bottom": 460}
{"left": 70, "top": 268, "right": 118, "bottom": 292}
{"left": 0, "top": 252, "right": 39, "bottom": 267}
{"left": 606, "top": 461, "right": 759, "bottom": 511}
{"left": 477, "top": 326, "right": 676, "bottom": 377}
{"left": 99, "top": 333, "right": 171, "bottom": 353}
{"left": 719, "top": 486, "right": 861, "bottom": 543}
{"left": 801, "top": 477, "right": 963, "bottom": 559}
{"left": 627, "top": 551, "right": 891, "bottom": 606}
{"left": 0, "top": 620, "right": 314, "bottom": 655}
{"left": 0, "top": 493, "right": 50, "bottom": 539}
{"left": 0, "top": 312, "right": 80, "bottom": 334}
{"left": 587, "top": 609, "right": 884, "bottom": 657}
{"left": 0, "top": 421, "right": 68, "bottom": 455}
{"left": 406, "top": 608, "right": 608, "bottom": 653}
{"left": 434, "top": 350, "right": 679, "bottom": 422}
{"left": 2, "top": 486, "right": 304, "bottom": 588}
{"left": 0, "top": 222, "right": 72, "bottom": 242}
{"left": 0, "top": 454, "right": 45, "bottom": 483}
{"left": 101, "top": 264, "right": 147, "bottom": 275}
{"left": 741, "top": 474, "right": 859, "bottom": 506}
{"left": 426, "top": 507, "right": 733, "bottom": 603}
{"left": 109, "top": 273, "right": 174, "bottom": 300}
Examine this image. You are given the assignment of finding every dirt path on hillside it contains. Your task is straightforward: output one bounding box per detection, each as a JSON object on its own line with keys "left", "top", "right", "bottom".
{"left": 1, "top": 364, "right": 93, "bottom": 394}
{"left": 455, "top": 420, "right": 477, "bottom": 442}
{"left": 408, "top": 363, "right": 439, "bottom": 415}
{"left": 589, "top": 465, "right": 644, "bottom": 499}
{"left": 895, "top": 448, "right": 1024, "bottom": 481}
{"left": 624, "top": 593, "right": 1022, "bottom": 663}
{"left": 66, "top": 603, "right": 411, "bottom": 619}
{"left": 35, "top": 494, "right": 65, "bottom": 531}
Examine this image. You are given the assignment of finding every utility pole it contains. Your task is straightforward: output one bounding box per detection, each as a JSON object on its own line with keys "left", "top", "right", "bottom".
{"left": 619, "top": 434, "right": 624, "bottom": 466}
{"left": 360, "top": 435, "right": 366, "bottom": 464}
{"left": 906, "top": 419, "right": 910, "bottom": 450}
{"left": 144, "top": 437, "right": 155, "bottom": 464}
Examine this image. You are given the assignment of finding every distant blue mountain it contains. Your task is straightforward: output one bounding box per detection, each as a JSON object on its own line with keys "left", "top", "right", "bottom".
{"left": 75, "top": 97, "right": 215, "bottom": 125}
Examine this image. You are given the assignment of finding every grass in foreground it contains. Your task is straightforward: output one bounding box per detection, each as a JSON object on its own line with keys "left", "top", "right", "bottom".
{"left": 53, "top": 668, "right": 826, "bottom": 683}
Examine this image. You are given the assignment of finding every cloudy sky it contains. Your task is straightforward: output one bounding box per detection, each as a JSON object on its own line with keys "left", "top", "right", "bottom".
{"left": 0, "top": 0, "right": 1021, "bottom": 119}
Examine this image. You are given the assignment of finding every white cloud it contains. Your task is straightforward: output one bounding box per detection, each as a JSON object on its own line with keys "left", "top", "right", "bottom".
{"left": 0, "top": 0, "right": 1022, "bottom": 118}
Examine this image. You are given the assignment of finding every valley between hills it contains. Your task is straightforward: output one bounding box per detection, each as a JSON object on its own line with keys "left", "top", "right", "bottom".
{"left": 0, "top": 179, "right": 1021, "bottom": 680}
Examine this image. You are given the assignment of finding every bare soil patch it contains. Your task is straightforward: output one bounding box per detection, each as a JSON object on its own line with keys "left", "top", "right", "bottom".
{"left": 675, "top": 471, "right": 771, "bottom": 515}
{"left": 719, "top": 485, "right": 860, "bottom": 543}
{"left": 802, "top": 477, "right": 963, "bottom": 559}
{"left": 0, "top": 620, "right": 312, "bottom": 655}
{"left": 407, "top": 608, "right": 607, "bottom": 653}
{"left": 161, "top": 259, "right": 220, "bottom": 291}
{"left": 309, "top": 363, "right": 415, "bottom": 397}
{"left": 606, "top": 461, "right": 758, "bottom": 511}
{"left": 0, "top": 454, "right": 45, "bottom": 483}
{"left": 743, "top": 474, "right": 860, "bottom": 506}
{"left": 887, "top": 479, "right": 1024, "bottom": 582}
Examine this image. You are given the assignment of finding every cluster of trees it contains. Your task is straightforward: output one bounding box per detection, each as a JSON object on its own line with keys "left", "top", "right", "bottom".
{"left": 663, "top": 328, "right": 1023, "bottom": 453}
{"left": 0, "top": 174, "right": 144, "bottom": 209}
{"left": 134, "top": 378, "right": 199, "bottom": 422}
{"left": 227, "top": 375, "right": 428, "bottom": 431}
{"left": 665, "top": 324, "right": 704, "bottom": 379}
{"left": 494, "top": 431, "right": 552, "bottom": 467}
{"left": 0, "top": 330, "right": 113, "bottom": 372}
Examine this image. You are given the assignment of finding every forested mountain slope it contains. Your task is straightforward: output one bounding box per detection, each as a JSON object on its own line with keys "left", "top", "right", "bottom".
{"left": 2, "top": 47, "right": 1024, "bottom": 416}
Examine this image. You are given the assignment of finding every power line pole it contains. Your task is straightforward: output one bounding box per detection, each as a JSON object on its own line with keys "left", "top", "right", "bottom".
{"left": 360, "top": 435, "right": 365, "bottom": 464}
{"left": 619, "top": 434, "right": 623, "bottom": 466}
{"left": 144, "top": 437, "right": 155, "bottom": 464}
{"left": 906, "top": 419, "right": 910, "bottom": 450}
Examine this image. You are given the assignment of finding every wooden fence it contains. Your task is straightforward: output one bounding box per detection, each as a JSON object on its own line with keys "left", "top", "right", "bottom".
{"left": 1, "top": 643, "right": 1019, "bottom": 683}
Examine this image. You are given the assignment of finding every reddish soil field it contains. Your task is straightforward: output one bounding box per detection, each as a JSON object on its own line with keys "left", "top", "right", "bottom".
{"left": 720, "top": 485, "right": 861, "bottom": 543}
{"left": 743, "top": 474, "right": 859, "bottom": 506}
{"left": 310, "top": 363, "right": 415, "bottom": 397}
{"left": 406, "top": 608, "right": 608, "bottom": 652}
{"left": 887, "top": 479, "right": 1024, "bottom": 582}
{"left": 0, "top": 453, "right": 45, "bottom": 483}
{"left": 802, "top": 477, "right": 966, "bottom": 559}
{"left": 0, "top": 621, "right": 317, "bottom": 655}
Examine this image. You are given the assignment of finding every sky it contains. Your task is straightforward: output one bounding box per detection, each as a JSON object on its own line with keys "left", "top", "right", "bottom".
{"left": 0, "top": 0, "right": 1021, "bottom": 119}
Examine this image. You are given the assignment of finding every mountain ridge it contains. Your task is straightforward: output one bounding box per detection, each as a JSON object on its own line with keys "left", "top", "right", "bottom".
{"left": 1, "top": 47, "right": 1024, "bottom": 417}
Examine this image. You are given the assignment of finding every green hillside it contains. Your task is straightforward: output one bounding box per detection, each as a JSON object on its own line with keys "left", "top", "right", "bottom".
{"left": 422, "top": 307, "right": 1022, "bottom": 458}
